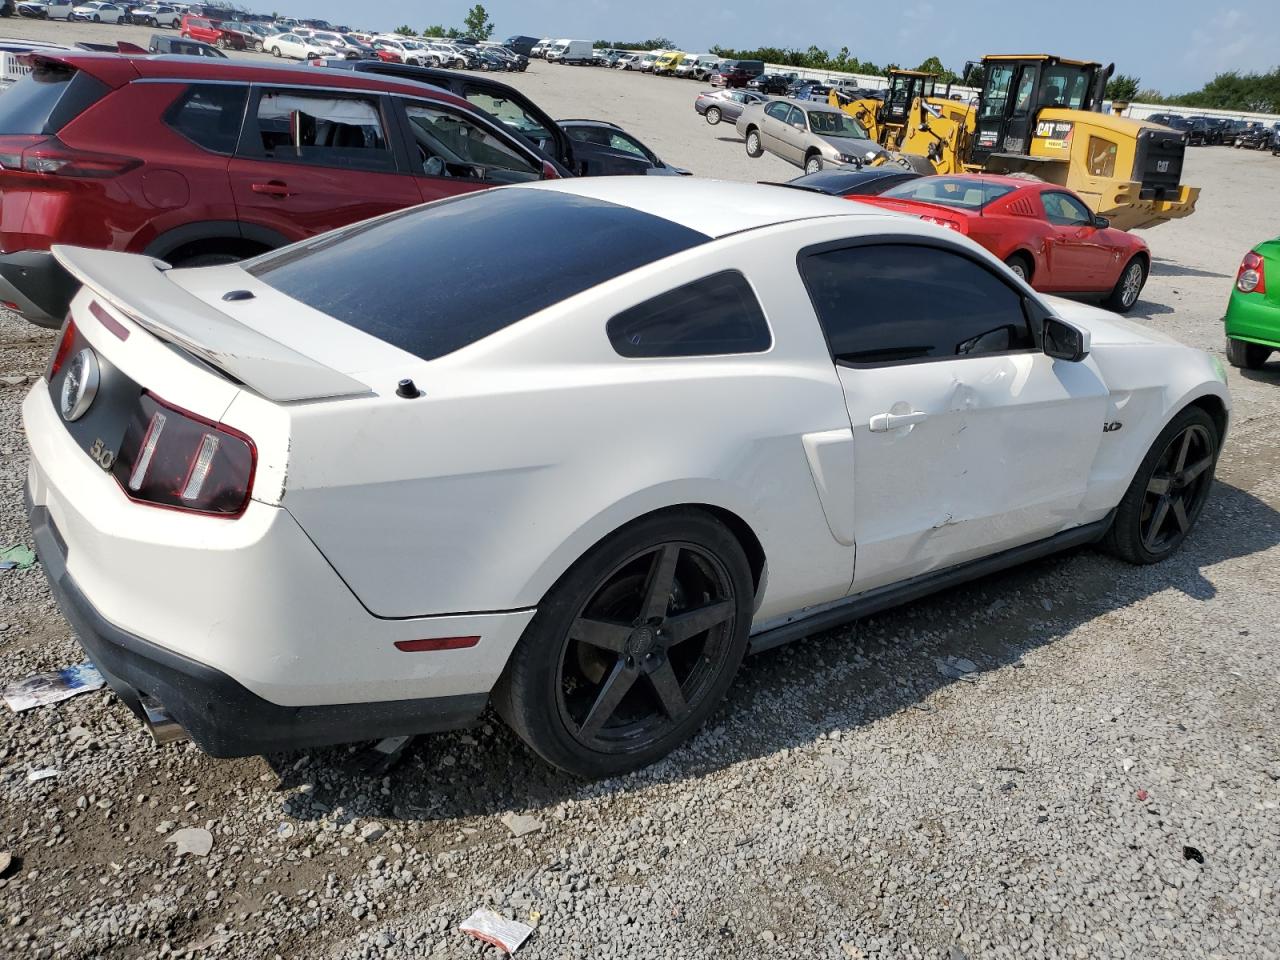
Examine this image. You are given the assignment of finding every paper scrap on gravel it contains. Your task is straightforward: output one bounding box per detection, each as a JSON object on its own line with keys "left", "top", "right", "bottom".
{"left": 459, "top": 908, "right": 534, "bottom": 954}
{"left": 0, "top": 544, "right": 36, "bottom": 571}
{"left": 500, "top": 812, "right": 545, "bottom": 838}
{"left": 3, "top": 663, "right": 106, "bottom": 712}
{"left": 166, "top": 827, "right": 214, "bottom": 857}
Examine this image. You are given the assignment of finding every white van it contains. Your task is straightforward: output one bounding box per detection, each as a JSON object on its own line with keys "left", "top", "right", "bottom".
{"left": 547, "top": 39, "right": 593, "bottom": 65}
{"left": 676, "top": 54, "right": 720, "bottom": 80}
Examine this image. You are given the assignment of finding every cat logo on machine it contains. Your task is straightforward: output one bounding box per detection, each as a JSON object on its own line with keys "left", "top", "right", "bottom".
{"left": 1156, "top": 159, "right": 1170, "bottom": 173}
{"left": 1034, "top": 120, "right": 1074, "bottom": 151}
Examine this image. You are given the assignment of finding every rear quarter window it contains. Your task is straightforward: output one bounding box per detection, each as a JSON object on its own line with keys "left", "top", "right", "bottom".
{"left": 0, "top": 63, "right": 110, "bottom": 135}
{"left": 163, "top": 83, "right": 248, "bottom": 154}
{"left": 607, "top": 271, "right": 772, "bottom": 358}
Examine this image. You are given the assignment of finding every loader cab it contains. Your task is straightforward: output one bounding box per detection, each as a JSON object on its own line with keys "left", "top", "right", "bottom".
{"left": 880, "top": 69, "right": 938, "bottom": 127}
{"left": 971, "top": 55, "right": 1103, "bottom": 164}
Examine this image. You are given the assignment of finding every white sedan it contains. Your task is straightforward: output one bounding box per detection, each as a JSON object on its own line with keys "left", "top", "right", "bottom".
{"left": 263, "top": 32, "right": 336, "bottom": 60}
{"left": 70, "top": 0, "right": 124, "bottom": 22}
{"left": 24, "top": 179, "right": 1228, "bottom": 778}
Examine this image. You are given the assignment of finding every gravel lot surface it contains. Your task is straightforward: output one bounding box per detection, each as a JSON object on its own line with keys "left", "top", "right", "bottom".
{"left": 1, "top": 22, "right": 1280, "bottom": 960}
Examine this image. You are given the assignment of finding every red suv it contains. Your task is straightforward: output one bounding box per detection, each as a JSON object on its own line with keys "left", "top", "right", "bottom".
{"left": 0, "top": 53, "right": 558, "bottom": 327}
{"left": 180, "top": 15, "right": 248, "bottom": 50}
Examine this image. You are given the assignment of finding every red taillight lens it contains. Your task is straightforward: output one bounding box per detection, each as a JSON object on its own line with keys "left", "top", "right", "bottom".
{"left": 1237, "top": 251, "right": 1266, "bottom": 294}
{"left": 20, "top": 136, "right": 141, "bottom": 179}
{"left": 111, "top": 392, "right": 256, "bottom": 517}
{"left": 47, "top": 317, "right": 78, "bottom": 379}
{"left": 0, "top": 134, "right": 46, "bottom": 170}
{"left": 918, "top": 214, "right": 966, "bottom": 233}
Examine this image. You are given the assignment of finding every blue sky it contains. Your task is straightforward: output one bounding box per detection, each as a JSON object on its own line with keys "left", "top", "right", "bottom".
{"left": 268, "top": 1, "right": 1279, "bottom": 94}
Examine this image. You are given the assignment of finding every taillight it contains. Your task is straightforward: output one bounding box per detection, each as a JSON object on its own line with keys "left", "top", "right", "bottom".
{"left": 918, "top": 214, "right": 965, "bottom": 233}
{"left": 47, "top": 317, "right": 78, "bottom": 379}
{"left": 1237, "top": 251, "right": 1266, "bottom": 294}
{"left": 111, "top": 392, "right": 256, "bottom": 517}
{"left": 0, "top": 135, "right": 140, "bottom": 179}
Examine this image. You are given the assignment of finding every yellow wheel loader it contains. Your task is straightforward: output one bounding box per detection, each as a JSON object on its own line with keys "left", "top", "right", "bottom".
{"left": 830, "top": 69, "right": 939, "bottom": 149}
{"left": 833, "top": 55, "right": 1199, "bottom": 230}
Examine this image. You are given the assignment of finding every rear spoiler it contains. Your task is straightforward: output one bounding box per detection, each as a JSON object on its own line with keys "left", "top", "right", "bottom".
{"left": 52, "top": 246, "right": 371, "bottom": 403}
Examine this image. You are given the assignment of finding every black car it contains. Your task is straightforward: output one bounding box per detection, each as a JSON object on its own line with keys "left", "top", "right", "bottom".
{"left": 148, "top": 34, "right": 226, "bottom": 58}
{"left": 309, "top": 58, "right": 574, "bottom": 174}
{"left": 748, "top": 73, "right": 794, "bottom": 95}
{"left": 559, "top": 119, "right": 690, "bottom": 177}
{"left": 768, "top": 167, "right": 922, "bottom": 197}
{"left": 1233, "top": 121, "right": 1273, "bottom": 149}
{"left": 1145, "top": 112, "right": 1183, "bottom": 128}
{"left": 504, "top": 35, "right": 539, "bottom": 57}
{"left": 1183, "top": 117, "right": 1210, "bottom": 146}
{"left": 1195, "top": 117, "right": 1230, "bottom": 144}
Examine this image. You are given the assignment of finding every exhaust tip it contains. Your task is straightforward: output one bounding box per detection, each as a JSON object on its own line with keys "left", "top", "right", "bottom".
{"left": 140, "top": 696, "right": 190, "bottom": 746}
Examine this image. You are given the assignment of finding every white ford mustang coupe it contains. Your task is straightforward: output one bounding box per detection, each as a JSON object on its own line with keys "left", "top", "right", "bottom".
{"left": 24, "top": 179, "right": 1228, "bottom": 777}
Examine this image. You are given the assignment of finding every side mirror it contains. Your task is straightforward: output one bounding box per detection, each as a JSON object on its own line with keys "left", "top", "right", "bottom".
{"left": 1043, "top": 316, "right": 1090, "bottom": 362}
{"left": 1092, "top": 215, "right": 1110, "bottom": 229}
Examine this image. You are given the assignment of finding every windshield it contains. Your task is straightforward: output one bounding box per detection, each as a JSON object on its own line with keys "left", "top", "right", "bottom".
{"left": 807, "top": 110, "right": 869, "bottom": 139}
{"left": 882, "top": 177, "right": 1015, "bottom": 209}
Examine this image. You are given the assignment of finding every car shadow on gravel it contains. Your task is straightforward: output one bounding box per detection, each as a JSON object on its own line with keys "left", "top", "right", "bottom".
{"left": 264, "top": 480, "right": 1279, "bottom": 828}
{"left": 1127, "top": 299, "right": 1176, "bottom": 319}
{"left": 1238, "top": 362, "right": 1280, "bottom": 384}
{"left": 1151, "top": 258, "right": 1231, "bottom": 280}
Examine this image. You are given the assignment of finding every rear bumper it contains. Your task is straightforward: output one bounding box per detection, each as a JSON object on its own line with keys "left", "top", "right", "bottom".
{"left": 0, "top": 249, "right": 76, "bottom": 328}
{"left": 28, "top": 491, "right": 488, "bottom": 757}
{"left": 1225, "top": 290, "right": 1280, "bottom": 348}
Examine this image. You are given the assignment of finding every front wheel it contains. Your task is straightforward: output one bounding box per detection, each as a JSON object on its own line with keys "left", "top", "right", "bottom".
{"left": 1102, "top": 406, "right": 1219, "bottom": 565}
{"left": 1105, "top": 257, "right": 1147, "bottom": 313}
{"left": 805, "top": 153, "right": 823, "bottom": 174}
{"left": 745, "top": 129, "right": 763, "bottom": 158}
{"left": 216, "top": 36, "right": 227, "bottom": 48}
{"left": 271, "top": 46, "right": 281, "bottom": 57}
{"left": 1225, "top": 337, "right": 1272, "bottom": 370}
{"left": 493, "top": 510, "right": 754, "bottom": 778}
{"left": 705, "top": 106, "right": 721, "bottom": 126}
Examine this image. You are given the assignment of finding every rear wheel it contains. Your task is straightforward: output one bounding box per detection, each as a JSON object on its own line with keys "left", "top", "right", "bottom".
{"left": 745, "top": 129, "right": 763, "bottom": 158}
{"left": 1104, "top": 257, "right": 1147, "bottom": 313}
{"left": 493, "top": 510, "right": 754, "bottom": 778}
{"left": 1225, "top": 337, "right": 1272, "bottom": 370}
{"left": 216, "top": 36, "right": 227, "bottom": 48}
{"left": 1004, "top": 253, "right": 1033, "bottom": 282}
{"left": 1102, "top": 406, "right": 1219, "bottom": 565}
{"left": 705, "top": 106, "right": 722, "bottom": 126}
{"left": 253, "top": 40, "right": 263, "bottom": 52}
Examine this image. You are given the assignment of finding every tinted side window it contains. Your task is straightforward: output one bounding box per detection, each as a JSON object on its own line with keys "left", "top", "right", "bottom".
{"left": 1042, "top": 191, "right": 1092, "bottom": 226}
{"left": 607, "top": 271, "right": 771, "bottom": 358}
{"left": 164, "top": 83, "right": 247, "bottom": 154}
{"left": 764, "top": 102, "right": 789, "bottom": 121}
{"left": 799, "top": 244, "right": 1034, "bottom": 365}
{"left": 251, "top": 90, "right": 392, "bottom": 171}
{"left": 402, "top": 101, "right": 540, "bottom": 183}
{"left": 0, "top": 63, "right": 109, "bottom": 136}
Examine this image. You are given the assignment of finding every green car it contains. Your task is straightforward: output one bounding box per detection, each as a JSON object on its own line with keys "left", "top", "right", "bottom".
{"left": 1225, "top": 238, "right": 1280, "bottom": 369}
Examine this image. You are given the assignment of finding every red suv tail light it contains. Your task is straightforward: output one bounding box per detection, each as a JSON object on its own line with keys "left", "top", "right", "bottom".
{"left": 111, "top": 392, "right": 256, "bottom": 517}
{"left": 1237, "top": 251, "right": 1266, "bottom": 294}
{"left": 0, "top": 135, "right": 141, "bottom": 179}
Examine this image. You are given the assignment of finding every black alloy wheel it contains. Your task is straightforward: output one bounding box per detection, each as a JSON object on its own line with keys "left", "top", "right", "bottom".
{"left": 555, "top": 542, "right": 736, "bottom": 752}
{"left": 1103, "top": 406, "right": 1219, "bottom": 564}
{"left": 1139, "top": 422, "right": 1215, "bottom": 554}
{"left": 495, "top": 510, "right": 753, "bottom": 778}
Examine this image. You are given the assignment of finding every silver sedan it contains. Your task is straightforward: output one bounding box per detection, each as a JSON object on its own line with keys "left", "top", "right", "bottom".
{"left": 693, "top": 88, "right": 769, "bottom": 126}
{"left": 736, "top": 98, "right": 887, "bottom": 174}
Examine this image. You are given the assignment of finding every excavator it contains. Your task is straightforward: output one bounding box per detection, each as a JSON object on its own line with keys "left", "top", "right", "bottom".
{"left": 830, "top": 55, "right": 1199, "bottom": 230}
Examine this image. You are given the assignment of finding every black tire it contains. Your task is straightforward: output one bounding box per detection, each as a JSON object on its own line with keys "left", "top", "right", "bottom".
{"left": 271, "top": 46, "right": 281, "bottom": 57}
{"left": 253, "top": 40, "right": 263, "bottom": 52}
{"left": 1102, "top": 406, "right": 1219, "bottom": 565}
{"left": 92, "top": 13, "right": 100, "bottom": 21}
{"left": 1225, "top": 337, "right": 1272, "bottom": 370}
{"left": 745, "top": 129, "right": 763, "bottom": 158}
{"left": 705, "top": 106, "right": 721, "bottom": 126}
{"left": 805, "top": 152, "right": 823, "bottom": 174}
{"left": 1004, "top": 253, "right": 1033, "bottom": 282}
{"left": 1104, "top": 256, "right": 1147, "bottom": 313}
{"left": 216, "top": 36, "right": 227, "bottom": 48}
{"left": 493, "top": 509, "right": 754, "bottom": 778}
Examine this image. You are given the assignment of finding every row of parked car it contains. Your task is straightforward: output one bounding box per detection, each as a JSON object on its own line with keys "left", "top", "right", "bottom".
{"left": 1147, "top": 112, "right": 1280, "bottom": 154}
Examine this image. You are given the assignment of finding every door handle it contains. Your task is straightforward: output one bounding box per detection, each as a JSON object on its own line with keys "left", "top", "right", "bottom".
{"left": 251, "top": 181, "right": 293, "bottom": 197}
{"left": 869, "top": 410, "right": 928, "bottom": 433}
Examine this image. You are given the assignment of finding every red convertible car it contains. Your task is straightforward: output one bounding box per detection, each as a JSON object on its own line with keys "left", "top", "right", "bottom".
{"left": 855, "top": 174, "right": 1150, "bottom": 313}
